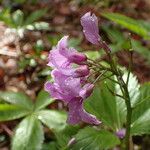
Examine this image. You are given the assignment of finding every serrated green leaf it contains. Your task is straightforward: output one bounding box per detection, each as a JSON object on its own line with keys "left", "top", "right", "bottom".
{"left": 85, "top": 79, "right": 120, "bottom": 130}
{"left": 12, "top": 115, "right": 44, "bottom": 150}
{"left": 25, "top": 9, "right": 47, "bottom": 25}
{"left": 12, "top": 10, "right": 24, "bottom": 27}
{"left": 115, "top": 71, "right": 140, "bottom": 121}
{"left": 0, "top": 91, "right": 33, "bottom": 110}
{"left": 0, "top": 104, "right": 29, "bottom": 121}
{"left": 71, "top": 127, "right": 120, "bottom": 150}
{"left": 131, "top": 109, "right": 150, "bottom": 135}
{"left": 37, "top": 110, "right": 67, "bottom": 131}
{"left": 101, "top": 12, "right": 150, "bottom": 39}
{"left": 34, "top": 90, "right": 54, "bottom": 110}
{"left": 131, "top": 83, "right": 150, "bottom": 135}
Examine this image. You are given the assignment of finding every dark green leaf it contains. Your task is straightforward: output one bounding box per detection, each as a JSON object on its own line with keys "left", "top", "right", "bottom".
{"left": 12, "top": 115, "right": 44, "bottom": 150}
{"left": 25, "top": 9, "right": 47, "bottom": 25}
{"left": 85, "top": 79, "right": 120, "bottom": 130}
{"left": 0, "top": 104, "right": 29, "bottom": 121}
{"left": 35, "top": 90, "right": 54, "bottom": 110}
{"left": 42, "top": 142, "right": 58, "bottom": 150}
{"left": 0, "top": 91, "right": 33, "bottom": 110}
{"left": 131, "top": 39, "right": 150, "bottom": 64}
{"left": 37, "top": 110, "right": 67, "bottom": 131}
{"left": 71, "top": 127, "right": 120, "bottom": 150}
{"left": 101, "top": 12, "right": 150, "bottom": 39}
{"left": 55, "top": 125, "right": 80, "bottom": 149}
{"left": 131, "top": 83, "right": 150, "bottom": 135}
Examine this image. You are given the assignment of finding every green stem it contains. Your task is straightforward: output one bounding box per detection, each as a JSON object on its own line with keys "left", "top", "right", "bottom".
{"left": 99, "top": 41, "right": 132, "bottom": 150}
{"left": 125, "top": 97, "right": 132, "bottom": 150}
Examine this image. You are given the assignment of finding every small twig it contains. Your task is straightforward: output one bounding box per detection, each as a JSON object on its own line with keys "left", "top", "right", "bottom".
{"left": 105, "top": 83, "right": 124, "bottom": 99}
{"left": 93, "top": 70, "right": 107, "bottom": 84}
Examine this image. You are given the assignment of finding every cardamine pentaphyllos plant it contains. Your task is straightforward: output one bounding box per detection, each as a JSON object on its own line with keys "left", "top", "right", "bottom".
{"left": 45, "top": 12, "right": 133, "bottom": 149}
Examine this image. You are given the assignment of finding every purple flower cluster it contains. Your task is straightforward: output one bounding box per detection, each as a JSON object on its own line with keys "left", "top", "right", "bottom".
{"left": 45, "top": 36, "right": 100, "bottom": 125}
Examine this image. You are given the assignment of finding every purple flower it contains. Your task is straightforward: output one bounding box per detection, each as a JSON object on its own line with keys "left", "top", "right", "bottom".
{"left": 116, "top": 129, "right": 126, "bottom": 139}
{"left": 80, "top": 12, "right": 101, "bottom": 45}
{"left": 48, "top": 36, "right": 88, "bottom": 77}
{"left": 48, "top": 36, "right": 87, "bottom": 68}
{"left": 45, "top": 36, "right": 101, "bottom": 125}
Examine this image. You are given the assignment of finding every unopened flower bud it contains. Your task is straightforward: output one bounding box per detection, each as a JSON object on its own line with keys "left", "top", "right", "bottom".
{"left": 69, "top": 52, "right": 87, "bottom": 64}
{"left": 81, "top": 12, "right": 101, "bottom": 45}
{"left": 75, "top": 65, "right": 89, "bottom": 77}
{"left": 116, "top": 129, "right": 126, "bottom": 139}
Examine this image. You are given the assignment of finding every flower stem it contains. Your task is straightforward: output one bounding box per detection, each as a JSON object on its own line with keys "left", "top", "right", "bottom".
{"left": 99, "top": 41, "right": 132, "bottom": 150}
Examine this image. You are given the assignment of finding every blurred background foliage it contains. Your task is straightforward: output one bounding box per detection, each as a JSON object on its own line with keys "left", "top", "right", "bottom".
{"left": 0, "top": 0, "right": 149, "bottom": 149}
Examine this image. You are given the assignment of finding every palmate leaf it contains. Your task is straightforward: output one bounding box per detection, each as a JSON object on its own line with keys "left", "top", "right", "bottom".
{"left": 37, "top": 110, "right": 67, "bottom": 131}
{"left": 85, "top": 79, "right": 120, "bottom": 130}
{"left": 0, "top": 91, "right": 33, "bottom": 110}
{"left": 71, "top": 127, "right": 120, "bottom": 150}
{"left": 12, "top": 115, "right": 44, "bottom": 150}
{"left": 131, "top": 83, "right": 150, "bottom": 135}
{"left": 0, "top": 104, "right": 29, "bottom": 121}
{"left": 101, "top": 12, "right": 150, "bottom": 39}
{"left": 34, "top": 90, "right": 54, "bottom": 111}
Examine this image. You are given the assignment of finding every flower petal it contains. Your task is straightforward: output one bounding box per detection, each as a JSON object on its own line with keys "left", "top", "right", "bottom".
{"left": 79, "top": 83, "right": 94, "bottom": 99}
{"left": 44, "top": 82, "right": 63, "bottom": 100}
{"left": 67, "top": 98, "right": 101, "bottom": 125}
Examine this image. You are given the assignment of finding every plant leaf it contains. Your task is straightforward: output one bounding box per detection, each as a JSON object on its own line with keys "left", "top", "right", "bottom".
{"left": 115, "top": 71, "right": 140, "bottom": 123}
{"left": 131, "top": 39, "right": 150, "bottom": 64}
{"left": 85, "top": 79, "right": 120, "bottom": 130}
{"left": 34, "top": 90, "right": 54, "bottom": 110}
{"left": 84, "top": 51, "right": 101, "bottom": 60}
{"left": 71, "top": 127, "right": 120, "bottom": 150}
{"left": 0, "top": 104, "right": 29, "bottom": 121}
{"left": 42, "top": 142, "right": 58, "bottom": 150}
{"left": 101, "top": 12, "right": 150, "bottom": 39}
{"left": 0, "top": 91, "right": 33, "bottom": 110}
{"left": 131, "top": 83, "right": 150, "bottom": 135}
{"left": 0, "top": 9, "right": 14, "bottom": 27}
{"left": 26, "top": 22, "right": 49, "bottom": 30}
{"left": 12, "top": 115, "right": 44, "bottom": 150}
{"left": 25, "top": 9, "right": 47, "bottom": 25}
{"left": 12, "top": 10, "right": 24, "bottom": 27}
{"left": 37, "top": 110, "right": 67, "bottom": 131}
